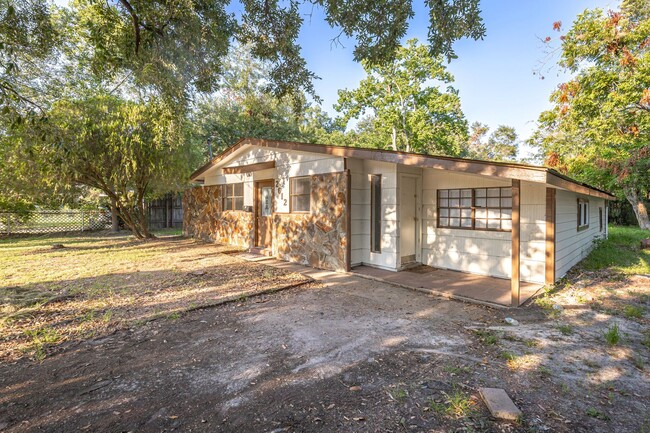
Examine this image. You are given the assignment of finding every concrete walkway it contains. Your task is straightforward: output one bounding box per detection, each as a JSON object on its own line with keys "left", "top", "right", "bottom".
{"left": 237, "top": 253, "right": 542, "bottom": 308}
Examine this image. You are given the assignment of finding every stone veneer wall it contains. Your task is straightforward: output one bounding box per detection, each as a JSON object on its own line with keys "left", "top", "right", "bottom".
{"left": 273, "top": 171, "right": 349, "bottom": 272}
{"left": 183, "top": 185, "right": 253, "bottom": 249}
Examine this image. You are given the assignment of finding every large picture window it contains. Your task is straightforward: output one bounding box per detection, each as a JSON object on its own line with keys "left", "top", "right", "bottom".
{"left": 437, "top": 187, "right": 512, "bottom": 231}
{"left": 578, "top": 199, "right": 589, "bottom": 231}
{"left": 222, "top": 183, "right": 244, "bottom": 211}
{"left": 290, "top": 176, "right": 311, "bottom": 213}
{"left": 370, "top": 175, "right": 381, "bottom": 253}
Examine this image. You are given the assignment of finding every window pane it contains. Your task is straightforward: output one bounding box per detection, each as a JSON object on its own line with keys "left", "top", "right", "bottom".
{"left": 488, "top": 209, "right": 500, "bottom": 219}
{"left": 460, "top": 198, "right": 471, "bottom": 207}
{"left": 234, "top": 183, "right": 243, "bottom": 196}
{"left": 501, "top": 220, "right": 512, "bottom": 230}
{"left": 461, "top": 189, "right": 472, "bottom": 198}
{"left": 439, "top": 217, "right": 449, "bottom": 227}
{"left": 501, "top": 197, "right": 512, "bottom": 208}
{"left": 501, "top": 209, "right": 512, "bottom": 219}
{"left": 449, "top": 198, "right": 459, "bottom": 207}
{"left": 293, "top": 177, "right": 310, "bottom": 195}
{"left": 450, "top": 217, "right": 460, "bottom": 227}
{"left": 449, "top": 189, "right": 460, "bottom": 198}
{"left": 439, "top": 190, "right": 448, "bottom": 198}
{"left": 293, "top": 195, "right": 309, "bottom": 212}
{"left": 450, "top": 208, "right": 460, "bottom": 218}
{"left": 461, "top": 208, "right": 472, "bottom": 218}
{"left": 223, "top": 199, "right": 232, "bottom": 211}
{"left": 461, "top": 218, "right": 472, "bottom": 227}
{"left": 234, "top": 197, "right": 244, "bottom": 211}
{"left": 487, "top": 219, "right": 500, "bottom": 229}
{"left": 487, "top": 198, "right": 500, "bottom": 207}
{"left": 475, "top": 188, "right": 486, "bottom": 198}
{"left": 475, "top": 219, "right": 486, "bottom": 228}
{"left": 439, "top": 208, "right": 449, "bottom": 217}
{"left": 501, "top": 188, "right": 512, "bottom": 197}
{"left": 475, "top": 208, "right": 487, "bottom": 219}
{"left": 439, "top": 198, "right": 449, "bottom": 207}
{"left": 488, "top": 188, "right": 500, "bottom": 197}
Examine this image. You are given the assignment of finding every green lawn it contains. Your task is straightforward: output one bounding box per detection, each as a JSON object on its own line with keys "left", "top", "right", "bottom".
{"left": 581, "top": 225, "right": 650, "bottom": 274}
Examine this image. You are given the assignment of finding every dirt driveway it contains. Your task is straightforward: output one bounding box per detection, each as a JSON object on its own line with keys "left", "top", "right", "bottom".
{"left": 1, "top": 269, "right": 648, "bottom": 432}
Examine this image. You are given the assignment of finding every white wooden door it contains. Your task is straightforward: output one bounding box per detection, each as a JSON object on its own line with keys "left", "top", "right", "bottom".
{"left": 400, "top": 176, "right": 417, "bottom": 262}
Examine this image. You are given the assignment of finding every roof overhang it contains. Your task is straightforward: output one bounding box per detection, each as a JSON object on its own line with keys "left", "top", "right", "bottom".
{"left": 190, "top": 137, "right": 615, "bottom": 200}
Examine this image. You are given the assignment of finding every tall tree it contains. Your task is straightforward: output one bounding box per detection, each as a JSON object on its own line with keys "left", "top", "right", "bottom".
{"left": 2, "top": 0, "right": 486, "bottom": 113}
{"left": 465, "top": 122, "right": 519, "bottom": 161}
{"left": 336, "top": 39, "right": 468, "bottom": 155}
{"left": 4, "top": 94, "right": 199, "bottom": 237}
{"left": 531, "top": 1, "right": 650, "bottom": 229}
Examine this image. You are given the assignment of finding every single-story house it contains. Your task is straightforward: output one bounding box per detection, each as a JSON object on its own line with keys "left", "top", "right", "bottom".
{"left": 184, "top": 137, "right": 614, "bottom": 306}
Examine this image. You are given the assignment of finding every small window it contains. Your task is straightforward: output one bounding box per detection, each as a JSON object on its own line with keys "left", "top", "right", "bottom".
{"left": 370, "top": 175, "right": 381, "bottom": 253}
{"left": 290, "top": 176, "right": 311, "bottom": 213}
{"left": 437, "top": 188, "right": 473, "bottom": 229}
{"left": 599, "top": 207, "right": 603, "bottom": 232}
{"left": 221, "top": 183, "right": 244, "bottom": 211}
{"left": 577, "top": 199, "right": 589, "bottom": 231}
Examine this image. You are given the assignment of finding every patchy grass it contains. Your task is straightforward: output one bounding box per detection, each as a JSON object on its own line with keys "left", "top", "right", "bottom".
{"left": 604, "top": 323, "right": 621, "bottom": 346}
{"left": 558, "top": 324, "right": 574, "bottom": 335}
{"left": 581, "top": 226, "right": 650, "bottom": 275}
{"left": 472, "top": 329, "right": 499, "bottom": 345}
{"left": 623, "top": 304, "right": 644, "bottom": 319}
{"left": 0, "top": 231, "right": 310, "bottom": 361}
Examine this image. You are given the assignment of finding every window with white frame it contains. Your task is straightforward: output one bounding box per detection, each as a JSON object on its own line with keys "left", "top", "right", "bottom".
{"left": 578, "top": 199, "right": 589, "bottom": 231}
{"left": 290, "top": 176, "right": 311, "bottom": 213}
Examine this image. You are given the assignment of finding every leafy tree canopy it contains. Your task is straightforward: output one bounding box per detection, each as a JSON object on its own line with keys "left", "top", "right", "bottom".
{"left": 2, "top": 0, "right": 486, "bottom": 114}
{"left": 465, "top": 122, "right": 519, "bottom": 161}
{"left": 336, "top": 39, "right": 468, "bottom": 155}
{"left": 531, "top": 0, "right": 650, "bottom": 228}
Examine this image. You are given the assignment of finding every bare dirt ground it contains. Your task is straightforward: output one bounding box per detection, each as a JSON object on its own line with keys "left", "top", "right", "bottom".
{"left": 1, "top": 252, "right": 648, "bottom": 433}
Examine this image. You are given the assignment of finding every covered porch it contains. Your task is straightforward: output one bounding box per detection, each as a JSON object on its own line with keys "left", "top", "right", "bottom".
{"left": 352, "top": 265, "right": 543, "bottom": 307}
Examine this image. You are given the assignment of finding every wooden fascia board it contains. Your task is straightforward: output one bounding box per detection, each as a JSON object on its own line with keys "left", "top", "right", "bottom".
{"left": 546, "top": 172, "right": 614, "bottom": 200}
{"left": 222, "top": 161, "right": 276, "bottom": 174}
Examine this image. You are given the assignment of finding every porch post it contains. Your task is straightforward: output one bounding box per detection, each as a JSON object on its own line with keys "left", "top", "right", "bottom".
{"left": 511, "top": 179, "right": 521, "bottom": 307}
{"left": 545, "top": 188, "right": 556, "bottom": 285}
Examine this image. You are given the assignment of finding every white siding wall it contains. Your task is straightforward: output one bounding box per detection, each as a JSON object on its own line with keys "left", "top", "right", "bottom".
{"left": 349, "top": 159, "right": 398, "bottom": 270}
{"left": 203, "top": 146, "right": 344, "bottom": 212}
{"left": 555, "top": 190, "right": 607, "bottom": 278}
{"left": 422, "top": 170, "right": 513, "bottom": 279}
{"left": 520, "top": 182, "right": 547, "bottom": 283}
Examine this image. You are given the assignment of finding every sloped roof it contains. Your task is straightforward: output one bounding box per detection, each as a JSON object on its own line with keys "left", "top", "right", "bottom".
{"left": 190, "top": 137, "right": 615, "bottom": 200}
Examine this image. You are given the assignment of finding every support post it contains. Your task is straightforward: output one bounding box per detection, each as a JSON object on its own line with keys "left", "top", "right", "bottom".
{"left": 511, "top": 179, "right": 521, "bottom": 307}
{"left": 545, "top": 188, "right": 556, "bottom": 285}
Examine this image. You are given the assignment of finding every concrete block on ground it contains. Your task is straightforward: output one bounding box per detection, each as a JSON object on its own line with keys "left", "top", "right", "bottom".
{"left": 479, "top": 387, "right": 522, "bottom": 421}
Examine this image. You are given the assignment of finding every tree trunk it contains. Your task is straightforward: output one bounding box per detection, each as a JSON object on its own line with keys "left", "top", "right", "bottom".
{"left": 110, "top": 197, "right": 119, "bottom": 232}
{"left": 391, "top": 126, "right": 398, "bottom": 151}
{"left": 624, "top": 187, "right": 650, "bottom": 229}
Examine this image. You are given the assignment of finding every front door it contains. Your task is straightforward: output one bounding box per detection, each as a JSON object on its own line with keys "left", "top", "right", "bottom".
{"left": 255, "top": 180, "right": 274, "bottom": 248}
{"left": 400, "top": 176, "right": 417, "bottom": 265}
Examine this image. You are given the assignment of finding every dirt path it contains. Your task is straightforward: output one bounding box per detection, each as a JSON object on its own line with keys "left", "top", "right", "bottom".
{"left": 1, "top": 271, "right": 648, "bottom": 432}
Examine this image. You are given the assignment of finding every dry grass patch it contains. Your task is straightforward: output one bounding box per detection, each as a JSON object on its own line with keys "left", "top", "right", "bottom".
{"left": 0, "top": 231, "right": 310, "bottom": 361}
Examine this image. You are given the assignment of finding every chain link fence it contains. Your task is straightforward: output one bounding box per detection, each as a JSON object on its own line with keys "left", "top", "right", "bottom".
{"left": 0, "top": 210, "right": 112, "bottom": 235}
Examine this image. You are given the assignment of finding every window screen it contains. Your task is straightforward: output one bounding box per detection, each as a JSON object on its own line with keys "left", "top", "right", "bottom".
{"left": 578, "top": 199, "right": 589, "bottom": 231}
{"left": 290, "top": 177, "right": 311, "bottom": 213}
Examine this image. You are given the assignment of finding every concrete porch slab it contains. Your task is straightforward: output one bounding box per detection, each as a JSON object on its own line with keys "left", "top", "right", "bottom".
{"left": 351, "top": 265, "right": 543, "bottom": 307}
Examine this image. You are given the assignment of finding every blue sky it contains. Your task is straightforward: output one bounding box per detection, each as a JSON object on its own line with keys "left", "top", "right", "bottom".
{"left": 296, "top": 0, "right": 615, "bottom": 152}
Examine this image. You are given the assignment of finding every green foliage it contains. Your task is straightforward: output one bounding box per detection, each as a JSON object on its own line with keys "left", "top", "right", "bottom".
{"left": 465, "top": 122, "right": 519, "bottom": 161}
{"left": 5, "top": 93, "right": 200, "bottom": 238}
{"left": 336, "top": 39, "right": 468, "bottom": 155}
{"left": 531, "top": 1, "right": 650, "bottom": 228}
{"left": 604, "top": 322, "right": 621, "bottom": 346}
{"left": 580, "top": 226, "right": 650, "bottom": 275}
